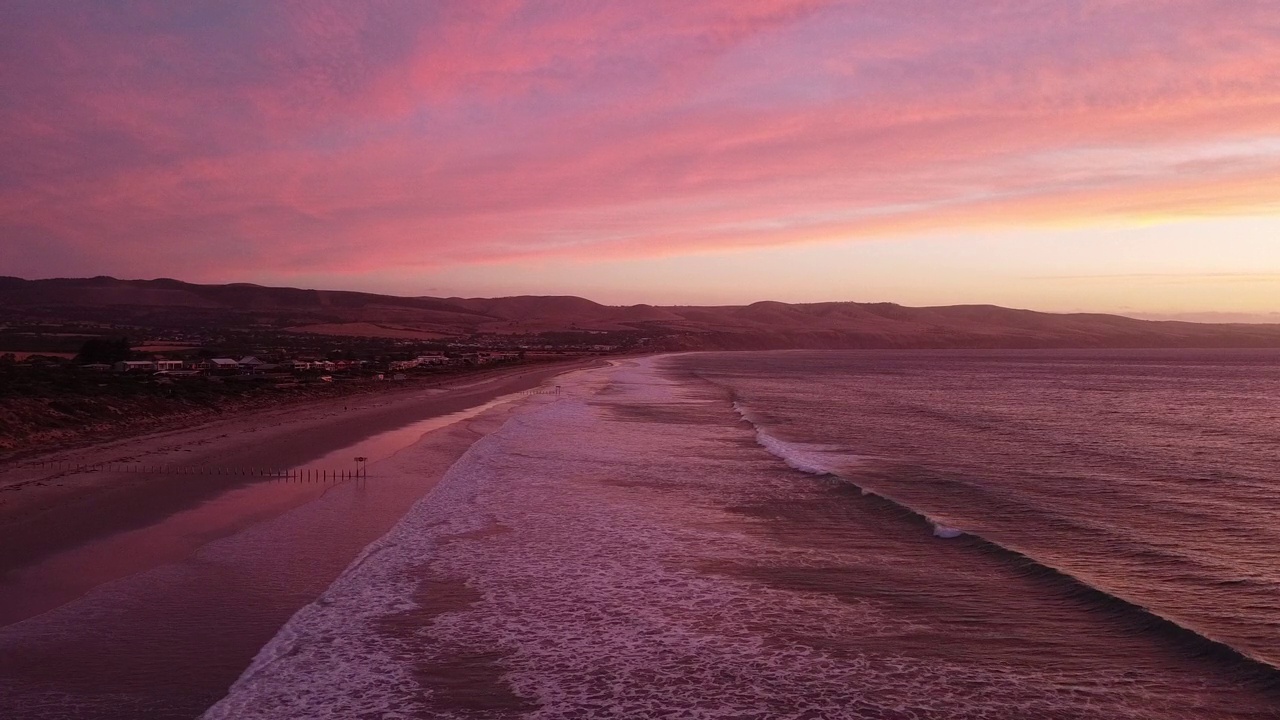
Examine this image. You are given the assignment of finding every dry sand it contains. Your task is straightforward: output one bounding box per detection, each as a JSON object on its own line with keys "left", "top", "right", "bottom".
{"left": 0, "top": 357, "right": 601, "bottom": 625}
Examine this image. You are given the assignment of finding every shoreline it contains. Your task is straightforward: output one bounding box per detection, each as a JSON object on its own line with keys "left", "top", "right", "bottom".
{"left": 0, "top": 395, "right": 551, "bottom": 718}
{"left": 0, "top": 357, "right": 602, "bottom": 463}
{"left": 0, "top": 356, "right": 604, "bottom": 617}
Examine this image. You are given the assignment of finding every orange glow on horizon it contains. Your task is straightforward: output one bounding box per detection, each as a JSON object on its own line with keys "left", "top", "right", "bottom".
{"left": 0, "top": 1, "right": 1277, "bottom": 315}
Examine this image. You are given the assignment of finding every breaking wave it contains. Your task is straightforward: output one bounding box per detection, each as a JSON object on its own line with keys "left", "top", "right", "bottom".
{"left": 732, "top": 402, "right": 836, "bottom": 475}
{"left": 731, "top": 399, "right": 1280, "bottom": 684}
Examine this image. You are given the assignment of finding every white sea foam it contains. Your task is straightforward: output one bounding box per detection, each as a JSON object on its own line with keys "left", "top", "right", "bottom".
{"left": 731, "top": 400, "right": 850, "bottom": 475}
{"left": 932, "top": 524, "right": 965, "bottom": 539}
{"left": 204, "top": 356, "right": 1196, "bottom": 719}
{"left": 732, "top": 399, "right": 974, "bottom": 544}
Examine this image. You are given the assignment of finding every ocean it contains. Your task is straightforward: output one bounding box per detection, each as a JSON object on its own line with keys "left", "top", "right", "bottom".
{"left": 205, "top": 350, "right": 1280, "bottom": 719}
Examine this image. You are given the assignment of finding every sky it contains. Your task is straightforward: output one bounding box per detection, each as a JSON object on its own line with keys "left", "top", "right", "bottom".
{"left": 1, "top": 1, "right": 1278, "bottom": 319}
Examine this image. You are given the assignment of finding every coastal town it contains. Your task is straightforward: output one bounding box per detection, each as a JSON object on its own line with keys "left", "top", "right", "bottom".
{"left": 0, "top": 324, "right": 638, "bottom": 375}
{"left": 74, "top": 350, "right": 527, "bottom": 378}
{"left": 0, "top": 326, "right": 636, "bottom": 455}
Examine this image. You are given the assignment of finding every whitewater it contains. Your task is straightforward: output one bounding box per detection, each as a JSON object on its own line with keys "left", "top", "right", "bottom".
{"left": 205, "top": 353, "right": 1280, "bottom": 719}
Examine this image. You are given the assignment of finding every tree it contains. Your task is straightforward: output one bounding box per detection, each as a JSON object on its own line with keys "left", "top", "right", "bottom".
{"left": 76, "top": 336, "right": 131, "bottom": 364}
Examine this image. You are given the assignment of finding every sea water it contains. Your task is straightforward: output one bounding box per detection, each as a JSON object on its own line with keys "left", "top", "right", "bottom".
{"left": 205, "top": 351, "right": 1280, "bottom": 718}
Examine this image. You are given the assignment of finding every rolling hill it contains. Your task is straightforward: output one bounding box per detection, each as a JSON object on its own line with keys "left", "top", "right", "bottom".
{"left": 3, "top": 276, "right": 1280, "bottom": 350}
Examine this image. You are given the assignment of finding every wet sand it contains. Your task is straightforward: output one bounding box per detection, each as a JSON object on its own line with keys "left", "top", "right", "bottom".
{"left": 0, "top": 359, "right": 599, "bottom": 620}
{"left": 0, "top": 359, "right": 601, "bottom": 719}
{"left": 0, "top": 359, "right": 597, "bottom": 592}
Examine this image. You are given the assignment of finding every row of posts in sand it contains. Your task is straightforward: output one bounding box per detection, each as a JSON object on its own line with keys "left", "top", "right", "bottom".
{"left": 31, "top": 458, "right": 369, "bottom": 481}
{"left": 30, "top": 385, "right": 565, "bottom": 481}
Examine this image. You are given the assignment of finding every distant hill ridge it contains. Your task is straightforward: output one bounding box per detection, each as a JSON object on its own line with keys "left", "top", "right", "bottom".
{"left": 3, "top": 276, "right": 1280, "bottom": 349}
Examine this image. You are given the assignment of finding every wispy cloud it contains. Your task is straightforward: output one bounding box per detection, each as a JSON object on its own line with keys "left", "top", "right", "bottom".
{"left": 2, "top": 0, "right": 1279, "bottom": 284}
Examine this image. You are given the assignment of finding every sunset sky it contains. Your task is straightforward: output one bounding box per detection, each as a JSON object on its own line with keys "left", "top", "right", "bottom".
{"left": 2, "top": 1, "right": 1278, "bottom": 319}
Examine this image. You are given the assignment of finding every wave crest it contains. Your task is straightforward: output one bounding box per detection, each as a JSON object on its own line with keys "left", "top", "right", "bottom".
{"left": 732, "top": 401, "right": 843, "bottom": 475}
{"left": 730, "top": 398, "right": 1280, "bottom": 681}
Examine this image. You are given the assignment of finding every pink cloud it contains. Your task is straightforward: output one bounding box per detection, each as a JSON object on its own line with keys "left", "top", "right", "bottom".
{"left": 2, "top": 1, "right": 1279, "bottom": 284}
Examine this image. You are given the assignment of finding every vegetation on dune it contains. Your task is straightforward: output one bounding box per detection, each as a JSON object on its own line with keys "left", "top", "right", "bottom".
{"left": 74, "top": 336, "right": 132, "bottom": 363}
{"left": 0, "top": 358, "right": 551, "bottom": 459}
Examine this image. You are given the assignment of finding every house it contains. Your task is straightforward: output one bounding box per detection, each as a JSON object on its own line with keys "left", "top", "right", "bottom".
{"left": 112, "top": 360, "right": 156, "bottom": 372}
{"left": 209, "top": 358, "right": 240, "bottom": 372}
{"left": 238, "top": 356, "right": 265, "bottom": 370}
{"left": 154, "top": 360, "right": 184, "bottom": 372}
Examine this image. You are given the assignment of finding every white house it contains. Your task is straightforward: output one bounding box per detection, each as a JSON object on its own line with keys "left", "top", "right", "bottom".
{"left": 112, "top": 360, "right": 156, "bottom": 372}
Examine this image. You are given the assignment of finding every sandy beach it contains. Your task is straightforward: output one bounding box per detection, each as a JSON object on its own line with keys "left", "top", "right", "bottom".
{"left": 0, "top": 359, "right": 598, "bottom": 582}
{"left": 0, "top": 357, "right": 601, "bottom": 719}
